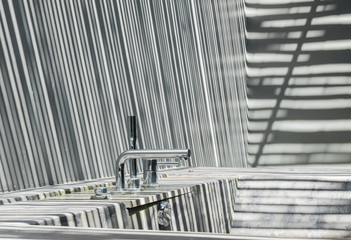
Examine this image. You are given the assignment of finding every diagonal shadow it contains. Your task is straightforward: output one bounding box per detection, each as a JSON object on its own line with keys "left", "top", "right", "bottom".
{"left": 246, "top": 0, "right": 351, "bottom": 166}
{"left": 251, "top": 0, "right": 321, "bottom": 167}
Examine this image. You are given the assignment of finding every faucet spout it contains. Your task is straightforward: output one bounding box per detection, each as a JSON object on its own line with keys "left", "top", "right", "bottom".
{"left": 115, "top": 149, "right": 191, "bottom": 191}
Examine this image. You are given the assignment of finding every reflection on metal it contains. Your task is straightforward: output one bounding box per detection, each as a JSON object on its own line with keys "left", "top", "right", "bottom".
{"left": 158, "top": 201, "right": 172, "bottom": 228}
{"left": 129, "top": 116, "right": 137, "bottom": 180}
{"left": 115, "top": 149, "right": 191, "bottom": 191}
{"left": 143, "top": 159, "right": 158, "bottom": 187}
{"left": 90, "top": 187, "right": 111, "bottom": 200}
{"left": 0, "top": 0, "right": 248, "bottom": 192}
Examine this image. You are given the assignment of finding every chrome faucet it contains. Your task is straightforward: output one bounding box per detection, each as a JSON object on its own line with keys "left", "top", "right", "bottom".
{"left": 114, "top": 149, "right": 191, "bottom": 191}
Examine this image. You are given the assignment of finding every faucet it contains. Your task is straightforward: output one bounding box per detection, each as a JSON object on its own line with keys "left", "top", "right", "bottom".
{"left": 115, "top": 149, "right": 191, "bottom": 191}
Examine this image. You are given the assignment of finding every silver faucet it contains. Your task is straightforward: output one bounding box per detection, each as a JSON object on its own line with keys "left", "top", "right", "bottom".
{"left": 115, "top": 149, "right": 191, "bottom": 191}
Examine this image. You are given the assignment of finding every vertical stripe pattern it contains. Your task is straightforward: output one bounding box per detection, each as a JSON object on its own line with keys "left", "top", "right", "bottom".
{"left": 0, "top": 0, "right": 248, "bottom": 192}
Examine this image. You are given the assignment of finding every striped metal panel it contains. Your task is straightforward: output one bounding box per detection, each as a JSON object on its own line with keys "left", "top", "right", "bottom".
{"left": 0, "top": 0, "right": 248, "bottom": 192}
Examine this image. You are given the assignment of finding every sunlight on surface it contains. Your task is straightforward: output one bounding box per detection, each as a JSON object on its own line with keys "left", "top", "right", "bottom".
{"left": 302, "top": 40, "right": 351, "bottom": 51}
{"left": 272, "top": 120, "right": 351, "bottom": 132}
{"left": 261, "top": 19, "right": 307, "bottom": 28}
{"left": 316, "top": 4, "right": 337, "bottom": 12}
{"left": 306, "top": 30, "right": 326, "bottom": 38}
{"left": 246, "top": 32, "right": 302, "bottom": 40}
{"left": 312, "top": 14, "right": 351, "bottom": 25}
{"left": 285, "top": 86, "right": 351, "bottom": 96}
{"left": 246, "top": 6, "right": 311, "bottom": 17}
{"left": 248, "top": 133, "right": 266, "bottom": 143}
{"left": 297, "top": 54, "right": 310, "bottom": 62}
{"left": 249, "top": 121, "right": 269, "bottom": 131}
{"left": 246, "top": 0, "right": 313, "bottom": 4}
{"left": 288, "top": 31, "right": 303, "bottom": 38}
{"left": 250, "top": 154, "right": 351, "bottom": 165}
{"left": 293, "top": 64, "right": 351, "bottom": 75}
{"left": 289, "top": 77, "right": 351, "bottom": 85}
{"left": 248, "top": 99, "right": 277, "bottom": 109}
{"left": 246, "top": 53, "right": 293, "bottom": 62}
{"left": 267, "top": 43, "right": 298, "bottom": 51}
{"left": 248, "top": 78, "right": 285, "bottom": 86}
{"left": 281, "top": 99, "right": 351, "bottom": 109}
{"left": 263, "top": 143, "right": 351, "bottom": 154}
{"left": 248, "top": 109, "right": 288, "bottom": 119}
{"left": 247, "top": 67, "right": 289, "bottom": 77}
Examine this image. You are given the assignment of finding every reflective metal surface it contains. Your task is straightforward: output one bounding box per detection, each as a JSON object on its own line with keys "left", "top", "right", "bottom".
{"left": 91, "top": 187, "right": 111, "bottom": 200}
{"left": 115, "top": 149, "right": 191, "bottom": 191}
{"left": 143, "top": 159, "right": 158, "bottom": 187}
{"left": 158, "top": 201, "right": 172, "bottom": 228}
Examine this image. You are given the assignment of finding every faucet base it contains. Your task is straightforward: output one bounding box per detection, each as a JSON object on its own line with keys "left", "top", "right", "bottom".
{"left": 142, "top": 171, "right": 158, "bottom": 187}
{"left": 111, "top": 178, "right": 142, "bottom": 194}
{"left": 127, "top": 177, "right": 141, "bottom": 190}
{"left": 143, "top": 159, "right": 158, "bottom": 187}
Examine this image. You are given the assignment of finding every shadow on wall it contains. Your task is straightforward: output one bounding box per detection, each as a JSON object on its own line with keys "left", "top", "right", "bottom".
{"left": 245, "top": 0, "right": 351, "bottom": 166}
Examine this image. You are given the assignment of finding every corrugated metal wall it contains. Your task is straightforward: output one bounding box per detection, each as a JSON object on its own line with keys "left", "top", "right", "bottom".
{"left": 0, "top": 0, "right": 248, "bottom": 192}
